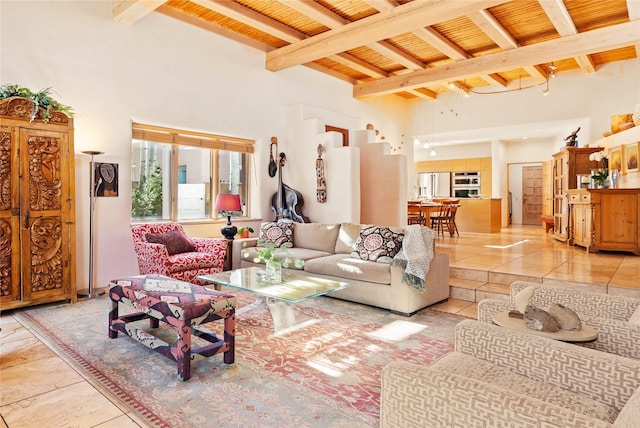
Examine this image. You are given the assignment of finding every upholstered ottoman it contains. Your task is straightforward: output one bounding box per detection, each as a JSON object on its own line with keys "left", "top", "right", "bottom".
{"left": 108, "top": 274, "right": 236, "bottom": 381}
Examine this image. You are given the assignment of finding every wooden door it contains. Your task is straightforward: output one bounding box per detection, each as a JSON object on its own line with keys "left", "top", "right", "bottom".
{"left": 19, "top": 127, "right": 75, "bottom": 303}
{"left": 522, "top": 166, "right": 542, "bottom": 225}
{"left": 0, "top": 124, "right": 21, "bottom": 304}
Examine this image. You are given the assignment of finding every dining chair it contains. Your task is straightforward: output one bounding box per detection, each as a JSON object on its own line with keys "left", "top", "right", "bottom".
{"left": 430, "top": 204, "right": 451, "bottom": 237}
{"left": 407, "top": 201, "right": 426, "bottom": 225}
{"left": 445, "top": 199, "right": 460, "bottom": 237}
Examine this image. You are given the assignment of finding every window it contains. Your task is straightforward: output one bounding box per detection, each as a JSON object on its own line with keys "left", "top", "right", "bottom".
{"left": 131, "top": 123, "right": 253, "bottom": 222}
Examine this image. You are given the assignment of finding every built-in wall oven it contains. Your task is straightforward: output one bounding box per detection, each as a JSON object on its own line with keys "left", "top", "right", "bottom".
{"left": 453, "top": 187, "right": 480, "bottom": 198}
{"left": 452, "top": 171, "right": 481, "bottom": 198}
{"left": 452, "top": 171, "right": 480, "bottom": 186}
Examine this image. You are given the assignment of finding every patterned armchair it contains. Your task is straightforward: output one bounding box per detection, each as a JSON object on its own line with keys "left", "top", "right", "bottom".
{"left": 130, "top": 223, "right": 228, "bottom": 286}
{"left": 381, "top": 320, "right": 640, "bottom": 427}
{"left": 477, "top": 281, "right": 640, "bottom": 360}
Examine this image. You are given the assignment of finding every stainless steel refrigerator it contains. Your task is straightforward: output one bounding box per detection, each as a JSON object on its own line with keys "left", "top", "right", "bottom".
{"left": 418, "top": 172, "right": 451, "bottom": 199}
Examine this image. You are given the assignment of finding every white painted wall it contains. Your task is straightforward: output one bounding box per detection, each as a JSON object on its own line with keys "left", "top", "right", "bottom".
{"left": 0, "top": 1, "right": 405, "bottom": 288}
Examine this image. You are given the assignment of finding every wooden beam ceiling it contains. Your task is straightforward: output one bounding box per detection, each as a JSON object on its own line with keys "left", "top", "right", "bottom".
{"left": 265, "top": 0, "right": 509, "bottom": 71}
{"left": 353, "top": 21, "right": 640, "bottom": 97}
{"left": 120, "top": 0, "right": 639, "bottom": 100}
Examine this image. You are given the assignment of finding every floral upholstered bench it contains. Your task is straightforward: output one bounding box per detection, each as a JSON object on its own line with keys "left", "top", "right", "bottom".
{"left": 108, "top": 274, "right": 236, "bottom": 381}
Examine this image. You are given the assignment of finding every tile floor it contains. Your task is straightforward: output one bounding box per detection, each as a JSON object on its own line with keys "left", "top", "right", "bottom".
{"left": 1, "top": 225, "right": 638, "bottom": 427}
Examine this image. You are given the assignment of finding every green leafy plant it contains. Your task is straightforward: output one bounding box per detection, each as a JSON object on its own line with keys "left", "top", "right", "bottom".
{"left": 131, "top": 161, "right": 163, "bottom": 218}
{"left": 242, "top": 241, "right": 304, "bottom": 269}
{"left": 236, "top": 226, "right": 254, "bottom": 236}
{"left": 589, "top": 150, "right": 609, "bottom": 186}
{"left": 0, "top": 84, "right": 74, "bottom": 123}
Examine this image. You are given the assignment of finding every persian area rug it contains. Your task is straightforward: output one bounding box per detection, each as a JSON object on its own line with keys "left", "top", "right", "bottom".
{"left": 16, "top": 290, "right": 465, "bottom": 428}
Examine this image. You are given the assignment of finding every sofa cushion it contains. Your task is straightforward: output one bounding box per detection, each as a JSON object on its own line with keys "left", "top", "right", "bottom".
{"left": 628, "top": 305, "right": 640, "bottom": 326}
{"left": 352, "top": 225, "right": 404, "bottom": 263}
{"left": 259, "top": 221, "right": 294, "bottom": 248}
{"left": 615, "top": 387, "right": 640, "bottom": 427}
{"left": 335, "top": 223, "right": 363, "bottom": 254}
{"left": 293, "top": 223, "right": 340, "bottom": 253}
{"left": 430, "top": 352, "right": 618, "bottom": 424}
{"left": 303, "top": 253, "right": 391, "bottom": 285}
{"left": 145, "top": 230, "right": 195, "bottom": 255}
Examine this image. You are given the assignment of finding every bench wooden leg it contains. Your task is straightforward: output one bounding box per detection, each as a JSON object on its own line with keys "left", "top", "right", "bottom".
{"left": 108, "top": 299, "right": 119, "bottom": 339}
{"left": 223, "top": 311, "right": 235, "bottom": 364}
{"left": 177, "top": 321, "right": 192, "bottom": 381}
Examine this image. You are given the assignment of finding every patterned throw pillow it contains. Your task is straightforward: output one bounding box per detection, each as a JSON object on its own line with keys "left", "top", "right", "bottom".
{"left": 145, "top": 230, "right": 196, "bottom": 255}
{"left": 259, "top": 221, "right": 294, "bottom": 248}
{"left": 352, "top": 225, "right": 404, "bottom": 263}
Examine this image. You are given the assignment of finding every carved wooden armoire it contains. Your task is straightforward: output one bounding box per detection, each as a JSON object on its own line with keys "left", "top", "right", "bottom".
{"left": 0, "top": 97, "right": 77, "bottom": 310}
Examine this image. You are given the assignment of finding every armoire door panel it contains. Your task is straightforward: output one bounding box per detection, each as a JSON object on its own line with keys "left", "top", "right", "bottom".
{"left": 1, "top": 96, "right": 76, "bottom": 310}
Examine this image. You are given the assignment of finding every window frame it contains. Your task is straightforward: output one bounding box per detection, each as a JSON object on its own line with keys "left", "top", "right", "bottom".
{"left": 131, "top": 123, "right": 254, "bottom": 223}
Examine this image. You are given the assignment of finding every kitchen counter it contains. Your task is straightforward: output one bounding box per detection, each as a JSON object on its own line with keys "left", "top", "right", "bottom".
{"left": 455, "top": 198, "right": 502, "bottom": 233}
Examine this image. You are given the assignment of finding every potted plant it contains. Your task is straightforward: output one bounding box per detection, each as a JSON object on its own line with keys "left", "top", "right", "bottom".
{"left": 236, "top": 226, "right": 254, "bottom": 238}
{"left": 0, "top": 84, "right": 73, "bottom": 122}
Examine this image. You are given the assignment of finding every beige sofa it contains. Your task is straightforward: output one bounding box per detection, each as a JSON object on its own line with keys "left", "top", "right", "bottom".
{"left": 231, "top": 222, "right": 450, "bottom": 316}
{"left": 477, "top": 281, "right": 640, "bottom": 360}
{"left": 381, "top": 320, "right": 640, "bottom": 427}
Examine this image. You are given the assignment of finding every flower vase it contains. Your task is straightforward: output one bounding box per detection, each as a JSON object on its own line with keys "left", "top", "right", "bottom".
{"left": 265, "top": 260, "right": 282, "bottom": 283}
{"left": 610, "top": 170, "right": 619, "bottom": 188}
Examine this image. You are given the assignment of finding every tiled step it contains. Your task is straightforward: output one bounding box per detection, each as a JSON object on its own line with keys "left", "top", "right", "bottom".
{"left": 449, "top": 267, "right": 521, "bottom": 303}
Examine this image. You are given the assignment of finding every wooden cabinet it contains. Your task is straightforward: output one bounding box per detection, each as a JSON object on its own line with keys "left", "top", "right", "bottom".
{"left": 0, "top": 97, "right": 77, "bottom": 310}
{"left": 567, "top": 189, "right": 592, "bottom": 250}
{"left": 552, "top": 147, "right": 599, "bottom": 242}
{"left": 590, "top": 189, "right": 640, "bottom": 255}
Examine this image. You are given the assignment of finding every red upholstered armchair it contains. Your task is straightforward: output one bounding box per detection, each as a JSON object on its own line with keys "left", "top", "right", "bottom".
{"left": 130, "top": 223, "right": 228, "bottom": 286}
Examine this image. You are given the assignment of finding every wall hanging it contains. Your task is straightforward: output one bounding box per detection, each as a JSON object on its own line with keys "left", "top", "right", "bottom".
{"left": 316, "top": 144, "right": 327, "bottom": 203}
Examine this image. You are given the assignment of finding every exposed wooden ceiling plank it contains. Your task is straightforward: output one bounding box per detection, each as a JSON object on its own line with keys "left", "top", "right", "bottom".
{"left": 190, "top": 0, "right": 305, "bottom": 43}
{"left": 625, "top": 0, "right": 640, "bottom": 57}
{"left": 354, "top": 21, "right": 640, "bottom": 97}
{"left": 304, "top": 62, "right": 358, "bottom": 84}
{"left": 280, "top": 0, "right": 347, "bottom": 27}
{"left": 112, "top": 0, "right": 165, "bottom": 23}
{"left": 361, "top": 0, "right": 398, "bottom": 12}
{"left": 412, "top": 27, "right": 469, "bottom": 61}
{"left": 286, "top": 0, "right": 424, "bottom": 76}
{"left": 407, "top": 89, "right": 437, "bottom": 100}
{"left": 468, "top": 8, "right": 546, "bottom": 82}
{"left": 266, "top": 0, "right": 509, "bottom": 71}
{"left": 467, "top": 8, "right": 518, "bottom": 49}
{"left": 156, "top": 4, "right": 272, "bottom": 52}
{"left": 538, "top": 0, "right": 596, "bottom": 74}
{"left": 329, "top": 53, "right": 389, "bottom": 78}
{"left": 481, "top": 73, "right": 508, "bottom": 87}
{"left": 367, "top": 41, "right": 425, "bottom": 70}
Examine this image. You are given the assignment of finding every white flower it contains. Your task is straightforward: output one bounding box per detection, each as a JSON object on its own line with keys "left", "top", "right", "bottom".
{"left": 589, "top": 150, "right": 608, "bottom": 162}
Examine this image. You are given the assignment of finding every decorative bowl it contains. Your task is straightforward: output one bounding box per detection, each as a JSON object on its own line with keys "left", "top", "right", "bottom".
{"left": 611, "top": 114, "right": 633, "bottom": 133}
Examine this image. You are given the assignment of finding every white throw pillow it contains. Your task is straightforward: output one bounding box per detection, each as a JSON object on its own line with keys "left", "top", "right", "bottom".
{"left": 514, "top": 285, "right": 537, "bottom": 314}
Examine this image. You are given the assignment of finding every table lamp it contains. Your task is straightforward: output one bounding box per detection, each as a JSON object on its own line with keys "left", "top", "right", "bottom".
{"left": 215, "top": 194, "right": 242, "bottom": 239}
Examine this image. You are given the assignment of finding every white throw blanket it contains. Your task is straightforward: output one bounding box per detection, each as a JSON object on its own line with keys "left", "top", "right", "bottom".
{"left": 392, "top": 225, "right": 435, "bottom": 293}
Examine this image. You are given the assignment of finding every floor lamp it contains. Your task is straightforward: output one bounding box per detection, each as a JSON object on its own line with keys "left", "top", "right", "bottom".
{"left": 78, "top": 150, "right": 105, "bottom": 298}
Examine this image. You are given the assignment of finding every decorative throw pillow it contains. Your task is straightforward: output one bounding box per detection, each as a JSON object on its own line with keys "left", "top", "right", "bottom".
{"left": 514, "top": 285, "right": 537, "bottom": 314}
{"left": 352, "top": 225, "right": 404, "bottom": 263}
{"left": 145, "top": 230, "right": 196, "bottom": 255}
{"left": 259, "top": 221, "right": 294, "bottom": 248}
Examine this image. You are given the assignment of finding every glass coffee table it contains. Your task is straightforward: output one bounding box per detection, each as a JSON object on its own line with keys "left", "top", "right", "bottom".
{"left": 198, "top": 267, "right": 350, "bottom": 332}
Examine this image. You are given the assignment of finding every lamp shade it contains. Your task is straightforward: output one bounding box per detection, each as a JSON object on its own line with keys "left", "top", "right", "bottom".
{"left": 215, "top": 194, "right": 241, "bottom": 212}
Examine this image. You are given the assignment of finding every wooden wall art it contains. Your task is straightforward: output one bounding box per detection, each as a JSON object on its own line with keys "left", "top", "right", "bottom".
{"left": 316, "top": 144, "right": 327, "bottom": 203}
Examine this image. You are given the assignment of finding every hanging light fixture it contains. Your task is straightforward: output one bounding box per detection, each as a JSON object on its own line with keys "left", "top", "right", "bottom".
{"left": 430, "top": 149, "right": 437, "bottom": 157}
{"left": 469, "top": 62, "right": 558, "bottom": 96}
